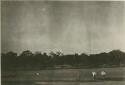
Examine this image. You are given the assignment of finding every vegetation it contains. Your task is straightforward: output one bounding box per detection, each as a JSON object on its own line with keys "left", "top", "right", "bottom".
{"left": 1, "top": 50, "right": 125, "bottom": 70}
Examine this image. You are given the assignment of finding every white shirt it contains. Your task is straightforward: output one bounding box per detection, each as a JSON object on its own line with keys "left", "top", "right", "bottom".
{"left": 101, "top": 71, "right": 106, "bottom": 76}
{"left": 92, "top": 72, "right": 97, "bottom": 76}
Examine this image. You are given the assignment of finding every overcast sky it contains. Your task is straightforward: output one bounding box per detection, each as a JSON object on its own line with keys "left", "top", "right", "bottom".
{"left": 1, "top": 1, "right": 125, "bottom": 54}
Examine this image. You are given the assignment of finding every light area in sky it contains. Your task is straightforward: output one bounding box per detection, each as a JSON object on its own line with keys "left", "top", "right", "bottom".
{"left": 1, "top": 1, "right": 125, "bottom": 54}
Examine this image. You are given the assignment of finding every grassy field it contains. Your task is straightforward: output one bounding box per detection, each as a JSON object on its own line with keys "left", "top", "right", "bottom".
{"left": 2, "top": 67, "right": 125, "bottom": 85}
{"left": 2, "top": 81, "right": 125, "bottom": 85}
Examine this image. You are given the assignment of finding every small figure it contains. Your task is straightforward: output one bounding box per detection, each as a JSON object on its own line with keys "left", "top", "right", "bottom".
{"left": 101, "top": 71, "right": 106, "bottom": 79}
{"left": 92, "top": 71, "right": 97, "bottom": 80}
{"left": 36, "top": 72, "right": 40, "bottom": 76}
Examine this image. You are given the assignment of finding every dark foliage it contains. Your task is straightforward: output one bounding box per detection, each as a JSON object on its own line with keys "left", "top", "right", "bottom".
{"left": 1, "top": 50, "right": 125, "bottom": 70}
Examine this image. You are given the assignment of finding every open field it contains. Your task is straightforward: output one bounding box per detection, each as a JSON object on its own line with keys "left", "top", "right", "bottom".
{"left": 2, "top": 67, "right": 125, "bottom": 85}
{"left": 2, "top": 81, "right": 125, "bottom": 85}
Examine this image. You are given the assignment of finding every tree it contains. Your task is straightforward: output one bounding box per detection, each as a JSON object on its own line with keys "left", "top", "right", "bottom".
{"left": 19, "top": 50, "right": 33, "bottom": 67}
{"left": 20, "top": 50, "right": 33, "bottom": 57}
{"left": 1, "top": 51, "right": 17, "bottom": 70}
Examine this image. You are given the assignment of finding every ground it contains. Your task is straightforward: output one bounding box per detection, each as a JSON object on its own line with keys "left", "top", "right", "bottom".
{"left": 2, "top": 67, "right": 125, "bottom": 85}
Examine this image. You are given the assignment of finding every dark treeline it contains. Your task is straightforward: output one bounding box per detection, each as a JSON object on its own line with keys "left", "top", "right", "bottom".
{"left": 1, "top": 50, "right": 125, "bottom": 70}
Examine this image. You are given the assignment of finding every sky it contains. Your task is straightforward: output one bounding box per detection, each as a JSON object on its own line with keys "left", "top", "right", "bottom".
{"left": 1, "top": 1, "right": 125, "bottom": 54}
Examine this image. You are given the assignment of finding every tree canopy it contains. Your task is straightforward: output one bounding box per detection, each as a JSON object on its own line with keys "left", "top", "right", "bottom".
{"left": 1, "top": 50, "right": 125, "bottom": 70}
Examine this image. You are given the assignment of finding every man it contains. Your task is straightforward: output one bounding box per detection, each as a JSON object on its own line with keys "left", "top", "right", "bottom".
{"left": 101, "top": 71, "right": 106, "bottom": 79}
{"left": 92, "top": 71, "right": 97, "bottom": 80}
